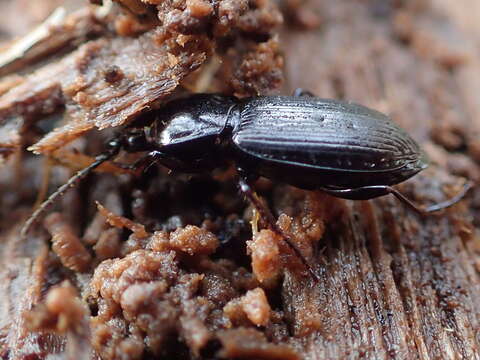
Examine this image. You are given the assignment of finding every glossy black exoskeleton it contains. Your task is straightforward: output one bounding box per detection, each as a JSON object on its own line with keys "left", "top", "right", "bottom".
{"left": 22, "top": 91, "right": 472, "bottom": 279}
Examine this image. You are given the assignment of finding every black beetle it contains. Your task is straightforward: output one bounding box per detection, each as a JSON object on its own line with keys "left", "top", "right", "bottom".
{"left": 22, "top": 90, "right": 471, "bottom": 279}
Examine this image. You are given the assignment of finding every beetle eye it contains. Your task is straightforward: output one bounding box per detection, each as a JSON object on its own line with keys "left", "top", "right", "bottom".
{"left": 125, "top": 131, "right": 148, "bottom": 152}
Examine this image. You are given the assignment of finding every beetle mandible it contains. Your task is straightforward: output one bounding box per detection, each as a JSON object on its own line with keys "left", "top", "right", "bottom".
{"left": 21, "top": 90, "right": 472, "bottom": 279}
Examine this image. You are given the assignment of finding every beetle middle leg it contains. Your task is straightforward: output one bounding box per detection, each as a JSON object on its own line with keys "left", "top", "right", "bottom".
{"left": 319, "top": 183, "right": 472, "bottom": 215}
{"left": 237, "top": 171, "right": 319, "bottom": 281}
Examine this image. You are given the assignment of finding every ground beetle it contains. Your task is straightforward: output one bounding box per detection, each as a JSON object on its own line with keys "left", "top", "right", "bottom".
{"left": 22, "top": 90, "right": 472, "bottom": 279}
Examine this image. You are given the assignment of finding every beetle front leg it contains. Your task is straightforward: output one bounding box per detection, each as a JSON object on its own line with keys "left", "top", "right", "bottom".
{"left": 115, "top": 151, "right": 207, "bottom": 175}
{"left": 237, "top": 170, "right": 319, "bottom": 281}
{"left": 113, "top": 151, "right": 160, "bottom": 175}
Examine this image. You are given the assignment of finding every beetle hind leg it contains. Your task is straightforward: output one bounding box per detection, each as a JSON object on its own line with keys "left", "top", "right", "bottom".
{"left": 237, "top": 172, "right": 319, "bottom": 281}
{"left": 319, "top": 185, "right": 391, "bottom": 200}
{"left": 319, "top": 183, "right": 472, "bottom": 215}
{"left": 320, "top": 185, "right": 427, "bottom": 214}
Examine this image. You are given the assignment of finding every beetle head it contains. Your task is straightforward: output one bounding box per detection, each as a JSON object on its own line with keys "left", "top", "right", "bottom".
{"left": 117, "top": 129, "right": 151, "bottom": 153}
{"left": 123, "top": 130, "right": 150, "bottom": 153}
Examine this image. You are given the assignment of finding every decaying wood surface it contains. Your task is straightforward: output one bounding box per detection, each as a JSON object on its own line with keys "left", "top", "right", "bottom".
{"left": 0, "top": 0, "right": 479, "bottom": 359}
{"left": 280, "top": 1, "right": 480, "bottom": 358}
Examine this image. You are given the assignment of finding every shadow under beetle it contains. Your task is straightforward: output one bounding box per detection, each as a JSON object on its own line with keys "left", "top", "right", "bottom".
{"left": 21, "top": 90, "right": 472, "bottom": 280}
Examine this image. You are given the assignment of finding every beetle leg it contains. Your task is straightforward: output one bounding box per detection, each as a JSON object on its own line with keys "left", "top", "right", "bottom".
{"left": 237, "top": 173, "right": 319, "bottom": 281}
{"left": 112, "top": 152, "right": 159, "bottom": 175}
{"left": 319, "top": 183, "right": 472, "bottom": 215}
{"left": 319, "top": 185, "right": 391, "bottom": 200}
{"left": 384, "top": 183, "right": 472, "bottom": 214}
{"left": 115, "top": 150, "right": 208, "bottom": 175}
{"left": 292, "top": 88, "right": 315, "bottom": 97}
{"left": 419, "top": 182, "right": 472, "bottom": 212}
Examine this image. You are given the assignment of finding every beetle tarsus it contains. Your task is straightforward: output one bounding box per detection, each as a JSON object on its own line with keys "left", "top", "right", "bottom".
{"left": 238, "top": 174, "right": 320, "bottom": 282}
{"left": 424, "top": 182, "right": 473, "bottom": 212}
{"left": 387, "top": 182, "right": 473, "bottom": 215}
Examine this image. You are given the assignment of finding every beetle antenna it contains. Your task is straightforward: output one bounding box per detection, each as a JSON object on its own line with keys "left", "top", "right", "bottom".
{"left": 20, "top": 139, "right": 123, "bottom": 239}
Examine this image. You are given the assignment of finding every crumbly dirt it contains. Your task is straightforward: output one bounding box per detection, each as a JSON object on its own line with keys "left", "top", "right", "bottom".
{"left": 1, "top": 0, "right": 480, "bottom": 359}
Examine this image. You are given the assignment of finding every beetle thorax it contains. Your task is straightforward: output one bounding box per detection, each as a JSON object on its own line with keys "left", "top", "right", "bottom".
{"left": 158, "top": 111, "right": 227, "bottom": 146}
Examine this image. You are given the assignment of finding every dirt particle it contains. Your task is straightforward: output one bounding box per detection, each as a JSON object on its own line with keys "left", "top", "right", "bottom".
{"left": 241, "top": 288, "right": 271, "bottom": 327}
{"left": 96, "top": 201, "right": 149, "bottom": 239}
{"left": 169, "top": 225, "right": 219, "bottom": 255}
{"left": 247, "top": 229, "right": 281, "bottom": 283}
{"left": 43, "top": 213, "right": 92, "bottom": 272}
{"left": 103, "top": 65, "right": 124, "bottom": 84}
{"left": 217, "top": 327, "right": 299, "bottom": 360}
{"left": 186, "top": 0, "right": 213, "bottom": 18}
